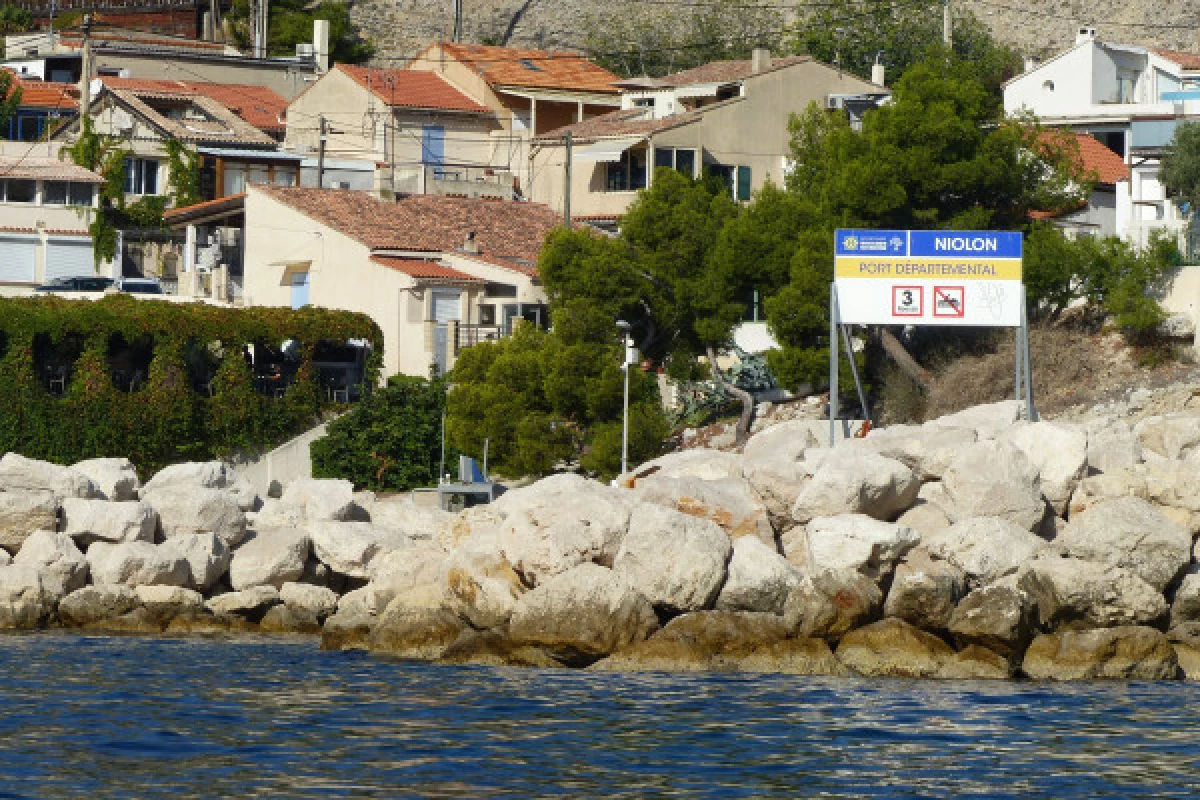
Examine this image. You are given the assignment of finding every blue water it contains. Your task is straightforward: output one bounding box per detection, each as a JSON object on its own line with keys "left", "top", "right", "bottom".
{"left": 0, "top": 633, "right": 1197, "bottom": 798}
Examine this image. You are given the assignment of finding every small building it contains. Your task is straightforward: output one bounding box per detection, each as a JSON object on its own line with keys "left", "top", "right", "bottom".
{"left": 3, "top": 70, "right": 77, "bottom": 141}
{"left": 528, "top": 50, "right": 889, "bottom": 222}
{"left": 0, "top": 155, "right": 102, "bottom": 292}
{"left": 284, "top": 63, "right": 509, "bottom": 198}
{"left": 233, "top": 185, "right": 564, "bottom": 377}
{"left": 1032, "top": 131, "right": 1131, "bottom": 239}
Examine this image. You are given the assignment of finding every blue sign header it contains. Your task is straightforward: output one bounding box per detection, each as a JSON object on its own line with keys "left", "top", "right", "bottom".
{"left": 836, "top": 229, "right": 1023, "bottom": 259}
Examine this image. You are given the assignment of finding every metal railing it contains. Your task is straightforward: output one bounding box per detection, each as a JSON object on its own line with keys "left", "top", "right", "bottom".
{"left": 455, "top": 323, "right": 507, "bottom": 351}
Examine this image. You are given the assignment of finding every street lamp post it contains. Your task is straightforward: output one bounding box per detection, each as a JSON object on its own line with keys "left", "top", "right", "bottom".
{"left": 616, "top": 320, "right": 634, "bottom": 475}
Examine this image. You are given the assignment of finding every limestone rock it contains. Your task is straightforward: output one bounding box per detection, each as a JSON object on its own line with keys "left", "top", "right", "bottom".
{"left": 790, "top": 450, "right": 920, "bottom": 525}
{"left": 1174, "top": 642, "right": 1200, "bottom": 680}
{"left": 714, "top": 536, "right": 803, "bottom": 614}
{"left": 309, "top": 520, "right": 408, "bottom": 579}
{"left": 205, "top": 585, "right": 280, "bottom": 618}
{"left": 1135, "top": 414, "right": 1200, "bottom": 461}
{"left": 158, "top": 533, "right": 231, "bottom": 591}
{"left": 436, "top": 630, "right": 563, "bottom": 667}
{"left": 72, "top": 458, "right": 139, "bottom": 501}
{"left": 0, "top": 564, "right": 54, "bottom": 628}
{"left": 259, "top": 604, "right": 323, "bottom": 634}
{"left": 1018, "top": 554, "right": 1168, "bottom": 629}
{"left": 145, "top": 487, "right": 247, "bottom": 548}
{"left": 336, "top": 585, "right": 378, "bottom": 617}
{"left": 1169, "top": 569, "right": 1200, "bottom": 627}
{"left": 632, "top": 448, "right": 744, "bottom": 482}
{"left": 938, "top": 645, "right": 1013, "bottom": 679}
{"left": 1006, "top": 421, "right": 1088, "bottom": 516}
{"left": 883, "top": 550, "right": 966, "bottom": 631}
{"left": 229, "top": 527, "right": 310, "bottom": 590}
{"left": 365, "top": 544, "right": 447, "bottom": 612}
{"left": 440, "top": 546, "right": 525, "bottom": 629}
{"left": 0, "top": 490, "right": 59, "bottom": 553}
{"left": 279, "top": 581, "right": 339, "bottom": 620}
{"left": 508, "top": 563, "right": 659, "bottom": 665}
{"left": 368, "top": 603, "right": 470, "bottom": 660}
{"left": 1139, "top": 455, "right": 1200, "bottom": 514}
{"left": 927, "top": 400, "right": 1023, "bottom": 439}
{"left": 13, "top": 530, "right": 89, "bottom": 598}
{"left": 835, "top": 618, "right": 954, "bottom": 678}
{"left": 87, "top": 541, "right": 189, "bottom": 587}
{"left": 60, "top": 498, "right": 157, "bottom": 546}
{"left": 1057, "top": 496, "right": 1191, "bottom": 592}
{"left": 948, "top": 581, "right": 1033, "bottom": 658}
{"left": 782, "top": 568, "right": 881, "bottom": 640}
{"left": 58, "top": 585, "right": 141, "bottom": 627}
{"left": 725, "top": 638, "right": 850, "bottom": 676}
{"left": 366, "top": 495, "right": 453, "bottom": 541}
{"left": 278, "top": 478, "right": 361, "bottom": 522}
{"left": 1022, "top": 627, "right": 1180, "bottom": 680}
{"left": 793, "top": 514, "right": 919, "bottom": 582}
{"left": 1085, "top": 421, "right": 1144, "bottom": 474}
{"left": 940, "top": 440, "right": 1046, "bottom": 531}
{"left": 320, "top": 609, "right": 376, "bottom": 650}
{"left": 859, "top": 423, "right": 977, "bottom": 481}
{"left": 141, "top": 461, "right": 232, "bottom": 494}
{"left": 0, "top": 453, "right": 95, "bottom": 498}
{"left": 613, "top": 503, "right": 730, "bottom": 614}
{"left": 741, "top": 420, "right": 819, "bottom": 519}
{"left": 631, "top": 473, "right": 773, "bottom": 545}
{"left": 922, "top": 517, "right": 1047, "bottom": 588}
{"left": 595, "top": 610, "right": 793, "bottom": 672}
{"left": 134, "top": 585, "right": 205, "bottom": 618}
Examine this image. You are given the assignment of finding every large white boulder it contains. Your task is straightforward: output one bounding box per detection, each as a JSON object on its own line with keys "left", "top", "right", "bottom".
{"left": 365, "top": 544, "right": 447, "bottom": 612}
{"left": 58, "top": 584, "right": 140, "bottom": 627}
{"left": 141, "top": 461, "right": 232, "bottom": 494}
{"left": 144, "top": 487, "right": 247, "bottom": 547}
{"left": 508, "top": 563, "right": 659, "bottom": 664}
{"left": 782, "top": 568, "right": 882, "bottom": 640}
{"left": 714, "top": 536, "right": 803, "bottom": 614}
{"left": 279, "top": 582, "right": 339, "bottom": 619}
{"left": 60, "top": 498, "right": 157, "bottom": 546}
{"left": 1134, "top": 414, "right": 1200, "bottom": 461}
{"left": 940, "top": 440, "right": 1046, "bottom": 531}
{"left": 135, "top": 585, "right": 204, "bottom": 616}
{"left": 859, "top": 423, "right": 978, "bottom": 481}
{"left": 277, "top": 478, "right": 361, "bottom": 523}
{"left": 439, "top": 545, "right": 525, "bottom": 629}
{"left": 206, "top": 585, "right": 280, "bottom": 617}
{"left": 0, "top": 453, "right": 95, "bottom": 498}
{"left": 1085, "top": 419, "right": 1143, "bottom": 474}
{"left": 13, "top": 530, "right": 88, "bottom": 599}
{"left": 632, "top": 449, "right": 744, "bottom": 482}
{"left": 158, "top": 533, "right": 230, "bottom": 591}
{"left": 883, "top": 549, "right": 966, "bottom": 631}
{"left": 947, "top": 579, "right": 1033, "bottom": 658}
{"left": 1056, "top": 496, "right": 1192, "bottom": 592}
{"left": 0, "top": 490, "right": 58, "bottom": 552}
{"left": 309, "top": 520, "right": 409, "bottom": 579}
{"left": 1006, "top": 421, "right": 1088, "bottom": 516}
{"left": 366, "top": 496, "right": 454, "bottom": 541}
{"left": 1018, "top": 554, "right": 1168, "bottom": 629}
{"left": 894, "top": 483, "right": 953, "bottom": 539}
{"left": 613, "top": 503, "right": 731, "bottom": 614}
{"left": 741, "top": 420, "right": 819, "bottom": 518}
{"left": 86, "top": 541, "right": 189, "bottom": 587}
{"left": 926, "top": 400, "right": 1022, "bottom": 439}
{"left": 0, "top": 564, "right": 54, "bottom": 628}
{"left": 228, "top": 527, "right": 310, "bottom": 590}
{"left": 1140, "top": 455, "right": 1200, "bottom": 514}
{"left": 630, "top": 472, "right": 773, "bottom": 545}
{"left": 1169, "top": 569, "right": 1200, "bottom": 627}
{"left": 446, "top": 474, "right": 633, "bottom": 587}
{"left": 71, "top": 458, "right": 139, "bottom": 501}
{"left": 787, "top": 514, "right": 919, "bottom": 582}
{"left": 790, "top": 450, "right": 920, "bottom": 524}
{"left": 923, "top": 517, "right": 1048, "bottom": 587}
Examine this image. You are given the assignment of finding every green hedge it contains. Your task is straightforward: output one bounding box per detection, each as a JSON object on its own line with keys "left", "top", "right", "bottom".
{"left": 0, "top": 294, "right": 383, "bottom": 473}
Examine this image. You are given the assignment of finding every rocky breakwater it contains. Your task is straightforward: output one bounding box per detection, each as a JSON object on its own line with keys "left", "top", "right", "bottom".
{"left": 5, "top": 397, "right": 1200, "bottom": 681}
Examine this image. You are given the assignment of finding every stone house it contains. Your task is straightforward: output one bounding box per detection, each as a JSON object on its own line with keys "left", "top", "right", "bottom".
{"left": 527, "top": 50, "right": 889, "bottom": 225}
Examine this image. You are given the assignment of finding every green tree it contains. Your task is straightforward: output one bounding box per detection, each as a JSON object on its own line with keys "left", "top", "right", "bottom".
{"left": 227, "top": 0, "right": 373, "bottom": 63}
{"left": 1159, "top": 121, "right": 1200, "bottom": 215}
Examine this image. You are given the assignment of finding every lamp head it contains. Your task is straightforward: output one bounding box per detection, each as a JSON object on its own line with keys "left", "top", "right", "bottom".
{"left": 615, "top": 319, "right": 632, "bottom": 332}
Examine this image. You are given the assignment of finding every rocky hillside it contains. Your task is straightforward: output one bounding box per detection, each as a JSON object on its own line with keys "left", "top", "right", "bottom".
{"left": 351, "top": 0, "right": 1200, "bottom": 69}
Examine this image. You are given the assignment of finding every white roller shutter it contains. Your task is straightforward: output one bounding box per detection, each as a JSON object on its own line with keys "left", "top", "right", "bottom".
{"left": 45, "top": 238, "right": 96, "bottom": 282}
{"left": 0, "top": 236, "right": 36, "bottom": 283}
{"left": 432, "top": 290, "right": 462, "bottom": 323}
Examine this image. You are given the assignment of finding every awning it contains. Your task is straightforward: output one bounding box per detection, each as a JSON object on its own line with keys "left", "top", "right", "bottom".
{"left": 197, "top": 147, "right": 304, "bottom": 162}
{"left": 272, "top": 259, "right": 312, "bottom": 285}
{"left": 572, "top": 136, "right": 646, "bottom": 163}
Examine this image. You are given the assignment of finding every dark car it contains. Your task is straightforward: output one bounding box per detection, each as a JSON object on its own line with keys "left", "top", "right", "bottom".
{"left": 116, "top": 278, "right": 165, "bottom": 295}
{"left": 35, "top": 276, "right": 115, "bottom": 292}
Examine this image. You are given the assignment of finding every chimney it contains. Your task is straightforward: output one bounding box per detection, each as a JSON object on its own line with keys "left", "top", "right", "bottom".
{"left": 1075, "top": 26, "right": 1097, "bottom": 45}
{"left": 871, "top": 54, "right": 885, "bottom": 87}
{"left": 751, "top": 47, "right": 770, "bottom": 74}
{"left": 313, "top": 19, "right": 330, "bottom": 73}
{"left": 463, "top": 231, "right": 479, "bottom": 254}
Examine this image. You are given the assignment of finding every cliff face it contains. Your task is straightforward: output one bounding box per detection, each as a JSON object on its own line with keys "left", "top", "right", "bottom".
{"left": 350, "top": 0, "right": 1200, "bottom": 70}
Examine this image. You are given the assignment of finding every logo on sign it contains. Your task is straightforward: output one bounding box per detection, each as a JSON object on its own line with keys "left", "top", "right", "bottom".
{"left": 892, "top": 286, "right": 923, "bottom": 317}
{"left": 843, "top": 234, "right": 859, "bottom": 251}
{"left": 889, "top": 235, "right": 904, "bottom": 252}
{"left": 933, "top": 286, "right": 965, "bottom": 318}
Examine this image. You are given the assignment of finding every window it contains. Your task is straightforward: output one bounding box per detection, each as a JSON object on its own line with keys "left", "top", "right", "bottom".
{"left": 1117, "top": 71, "right": 1136, "bottom": 103}
{"left": 247, "top": 164, "right": 270, "bottom": 187}
{"left": 479, "top": 304, "right": 496, "bottom": 325}
{"left": 69, "top": 183, "right": 94, "bottom": 206}
{"left": 606, "top": 148, "right": 647, "bottom": 192}
{"left": 224, "top": 163, "right": 246, "bottom": 196}
{"left": 15, "top": 115, "right": 39, "bottom": 141}
{"left": 3, "top": 180, "right": 35, "bottom": 203}
{"left": 123, "top": 158, "right": 159, "bottom": 195}
{"left": 706, "top": 164, "right": 753, "bottom": 202}
{"left": 272, "top": 166, "right": 298, "bottom": 187}
{"left": 654, "top": 147, "right": 697, "bottom": 178}
{"left": 43, "top": 181, "right": 68, "bottom": 205}
{"left": 633, "top": 98, "right": 654, "bottom": 108}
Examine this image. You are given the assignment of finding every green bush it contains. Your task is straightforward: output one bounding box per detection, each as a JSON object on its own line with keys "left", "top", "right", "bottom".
{"left": 311, "top": 374, "right": 454, "bottom": 491}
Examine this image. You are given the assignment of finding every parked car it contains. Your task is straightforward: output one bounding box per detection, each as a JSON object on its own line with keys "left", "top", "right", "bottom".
{"left": 35, "top": 276, "right": 114, "bottom": 292}
{"left": 116, "top": 277, "right": 165, "bottom": 295}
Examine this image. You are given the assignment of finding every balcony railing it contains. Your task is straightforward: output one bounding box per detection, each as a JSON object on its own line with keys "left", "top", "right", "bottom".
{"left": 455, "top": 323, "right": 506, "bottom": 351}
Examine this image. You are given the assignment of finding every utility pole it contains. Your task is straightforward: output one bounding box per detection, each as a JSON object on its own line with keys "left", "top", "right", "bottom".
{"left": 317, "top": 114, "right": 326, "bottom": 189}
{"left": 943, "top": 0, "right": 952, "bottom": 48}
{"left": 452, "top": 0, "right": 463, "bottom": 43}
{"left": 79, "top": 12, "right": 93, "bottom": 118}
{"left": 563, "top": 131, "right": 572, "bottom": 226}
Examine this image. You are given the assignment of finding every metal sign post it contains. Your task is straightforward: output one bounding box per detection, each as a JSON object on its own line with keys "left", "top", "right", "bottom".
{"left": 830, "top": 228, "right": 1033, "bottom": 444}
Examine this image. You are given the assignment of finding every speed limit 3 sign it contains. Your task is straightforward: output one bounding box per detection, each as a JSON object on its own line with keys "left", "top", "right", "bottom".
{"left": 892, "top": 286, "right": 923, "bottom": 317}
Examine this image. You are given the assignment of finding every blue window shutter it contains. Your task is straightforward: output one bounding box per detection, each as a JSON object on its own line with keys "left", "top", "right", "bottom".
{"left": 736, "top": 165, "right": 752, "bottom": 201}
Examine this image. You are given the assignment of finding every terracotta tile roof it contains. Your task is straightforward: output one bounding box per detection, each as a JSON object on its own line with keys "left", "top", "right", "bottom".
{"left": 0, "top": 156, "right": 103, "bottom": 182}
{"left": 4, "top": 71, "right": 78, "bottom": 110}
{"left": 1040, "top": 130, "right": 1130, "bottom": 185}
{"left": 100, "top": 78, "right": 287, "bottom": 133}
{"left": 1154, "top": 48, "right": 1200, "bottom": 70}
{"left": 256, "top": 186, "right": 565, "bottom": 276}
{"left": 659, "top": 56, "right": 811, "bottom": 87}
{"left": 107, "top": 87, "right": 278, "bottom": 147}
{"left": 535, "top": 106, "right": 697, "bottom": 141}
{"left": 163, "top": 192, "right": 246, "bottom": 222}
{"left": 434, "top": 42, "right": 620, "bottom": 94}
{"left": 336, "top": 65, "right": 489, "bottom": 113}
{"left": 0, "top": 227, "right": 89, "bottom": 235}
{"left": 370, "top": 256, "right": 483, "bottom": 282}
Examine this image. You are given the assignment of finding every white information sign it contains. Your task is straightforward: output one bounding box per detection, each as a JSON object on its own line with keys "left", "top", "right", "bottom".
{"left": 834, "top": 229, "right": 1023, "bottom": 327}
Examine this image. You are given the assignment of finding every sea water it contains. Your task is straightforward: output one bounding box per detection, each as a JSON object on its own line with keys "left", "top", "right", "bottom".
{"left": 0, "top": 633, "right": 1197, "bottom": 798}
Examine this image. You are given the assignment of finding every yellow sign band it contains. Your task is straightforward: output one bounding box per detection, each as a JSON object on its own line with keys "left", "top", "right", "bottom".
{"left": 835, "top": 256, "right": 1023, "bottom": 281}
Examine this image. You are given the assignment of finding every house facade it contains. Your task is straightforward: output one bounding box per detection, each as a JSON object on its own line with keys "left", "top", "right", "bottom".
{"left": 3, "top": 71, "right": 77, "bottom": 141}
{"left": 237, "top": 186, "right": 563, "bottom": 377}
{"left": 284, "top": 64, "right": 510, "bottom": 198}
{"left": 528, "top": 51, "right": 889, "bottom": 222}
